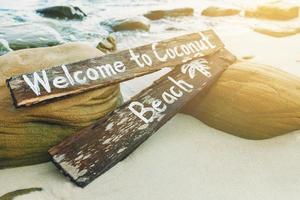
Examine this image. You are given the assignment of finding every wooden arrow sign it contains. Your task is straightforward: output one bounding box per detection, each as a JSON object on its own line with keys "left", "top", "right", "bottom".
{"left": 7, "top": 30, "right": 223, "bottom": 108}
{"left": 49, "top": 48, "right": 236, "bottom": 187}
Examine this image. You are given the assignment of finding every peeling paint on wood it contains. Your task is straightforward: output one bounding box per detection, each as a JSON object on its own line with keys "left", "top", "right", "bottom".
{"left": 7, "top": 30, "right": 223, "bottom": 108}
{"left": 49, "top": 48, "right": 236, "bottom": 187}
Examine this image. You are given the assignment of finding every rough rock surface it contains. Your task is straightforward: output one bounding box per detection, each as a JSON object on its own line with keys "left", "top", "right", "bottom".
{"left": 182, "top": 61, "right": 300, "bottom": 139}
{"left": 36, "top": 5, "right": 87, "bottom": 20}
{"left": 108, "top": 17, "right": 150, "bottom": 32}
{"left": 0, "top": 23, "right": 63, "bottom": 51}
{"left": 253, "top": 26, "right": 300, "bottom": 37}
{"left": 144, "top": 8, "right": 194, "bottom": 20}
{"left": 0, "top": 43, "right": 122, "bottom": 168}
{"left": 245, "top": 2, "right": 299, "bottom": 20}
{"left": 97, "top": 34, "right": 117, "bottom": 53}
{"left": 201, "top": 6, "right": 240, "bottom": 17}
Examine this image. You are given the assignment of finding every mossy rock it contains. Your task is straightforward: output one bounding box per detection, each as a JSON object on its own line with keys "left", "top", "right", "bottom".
{"left": 0, "top": 24, "right": 63, "bottom": 51}
{"left": 0, "top": 42, "right": 122, "bottom": 168}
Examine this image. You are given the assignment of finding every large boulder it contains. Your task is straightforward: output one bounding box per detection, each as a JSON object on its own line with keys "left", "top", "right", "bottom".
{"left": 36, "top": 5, "right": 87, "bottom": 20}
{"left": 144, "top": 7, "right": 194, "bottom": 20}
{"left": 245, "top": 1, "right": 299, "bottom": 20}
{"left": 105, "top": 17, "right": 150, "bottom": 32}
{"left": 0, "top": 43, "right": 122, "bottom": 168}
{"left": 201, "top": 6, "right": 240, "bottom": 17}
{"left": 0, "top": 23, "right": 63, "bottom": 51}
{"left": 182, "top": 61, "right": 300, "bottom": 140}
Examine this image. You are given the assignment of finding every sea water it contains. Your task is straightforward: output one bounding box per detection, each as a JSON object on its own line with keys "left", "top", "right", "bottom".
{"left": 0, "top": 0, "right": 299, "bottom": 52}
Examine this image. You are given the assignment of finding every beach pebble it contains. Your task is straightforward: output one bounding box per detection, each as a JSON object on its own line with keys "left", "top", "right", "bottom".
{"left": 201, "top": 6, "right": 240, "bottom": 17}
{"left": 144, "top": 7, "right": 194, "bottom": 20}
{"left": 36, "top": 5, "right": 87, "bottom": 20}
{"left": 245, "top": 1, "right": 299, "bottom": 20}
{"left": 96, "top": 34, "right": 117, "bottom": 53}
{"left": 241, "top": 55, "right": 254, "bottom": 60}
{"left": 0, "top": 23, "right": 63, "bottom": 50}
{"left": 253, "top": 25, "right": 300, "bottom": 37}
{"left": 165, "top": 27, "right": 185, "bottom": 31}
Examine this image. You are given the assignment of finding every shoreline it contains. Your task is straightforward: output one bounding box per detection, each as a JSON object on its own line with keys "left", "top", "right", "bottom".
{"left": 1, "top": 26, "right": 300, "bottom": 199}
{"left": 1, "top": 1, "right": 300, "bottom": 199}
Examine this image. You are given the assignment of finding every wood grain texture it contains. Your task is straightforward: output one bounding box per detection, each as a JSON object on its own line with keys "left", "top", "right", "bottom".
{"left": 7, "top": 30, "right": 223, "bottom": 108}
{"left": 49, "top": 48, "right": 236, "bottom": 187}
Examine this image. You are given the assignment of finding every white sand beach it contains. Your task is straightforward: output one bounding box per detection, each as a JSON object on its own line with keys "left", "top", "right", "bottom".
{"left": 1, "top": 0, "right": 300, "bottom": 199}
{"left": 1, "top": 26, "right": 300, "bottom": 199}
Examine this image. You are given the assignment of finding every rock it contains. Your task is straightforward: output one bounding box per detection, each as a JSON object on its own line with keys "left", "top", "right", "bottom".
{"left": 182, "top": 61, "right": 300, "bottom": 140}
{"left": 97, "top": 34, "right": 117, "bottom": 53}
{"left": 36, "top": 5, "right": 87, "bottom": 20}
{"left": 0, "top": 23, "right": 63, "bottom": 50}
{"left": 245, "top": 1, "right": 299, "bottom": 20}
{"left": 13, "top": 16, "right": 26, "bottom": 22}
{"left": 144, "top": 7, "right": 194, "bottom": 20}
{"left": 201, "top": 6, "right": 240, "bottom": 17}
{"left": 0, "top": 188, "right": 42, "bottom": 200}
{"left": 253, "top": 26, "right": 300, "bottom": 37}
{"left": 165, "top": 27, "right": 184, "bottom": 31}
{"left": 0, "top": 43, "right": 122, "bottom": 168}
{"left": 0, "top": 39, "right": 13, "bottom": 55}
{"left": 241, "top": 55, "right": 254, "bottom": 60}
{"left": 109, "top": 17, "right": 150, "bottom": 32}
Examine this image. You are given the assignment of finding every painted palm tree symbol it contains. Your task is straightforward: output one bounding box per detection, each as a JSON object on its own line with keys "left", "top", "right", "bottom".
{"left": 181, "top": 59, "right": 211, "bottom": 79}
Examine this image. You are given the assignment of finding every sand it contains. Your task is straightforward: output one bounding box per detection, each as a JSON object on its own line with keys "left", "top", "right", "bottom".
{"left": 216, "top": 26, "right": 300, "bottom": 74}
{"left": 2, "top": 114, "right": 300, "bottom": 200}
{"left": 1, "top": 22, "right": 300, "bottom": 200}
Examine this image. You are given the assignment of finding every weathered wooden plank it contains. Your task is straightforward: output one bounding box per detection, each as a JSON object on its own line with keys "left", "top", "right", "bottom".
{"left": 49, "top": 48, "right": 236, "bottom": 187}
{"left": 7, "top": 30, "right": 223, "bottom": 108}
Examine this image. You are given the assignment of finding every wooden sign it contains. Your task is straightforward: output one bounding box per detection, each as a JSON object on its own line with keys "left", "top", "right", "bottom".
{"left": 49, "top": 48, "right": 236, "bottom": 187}
{"left": 7, "top": 30, "right": 224, "bottom": 108}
